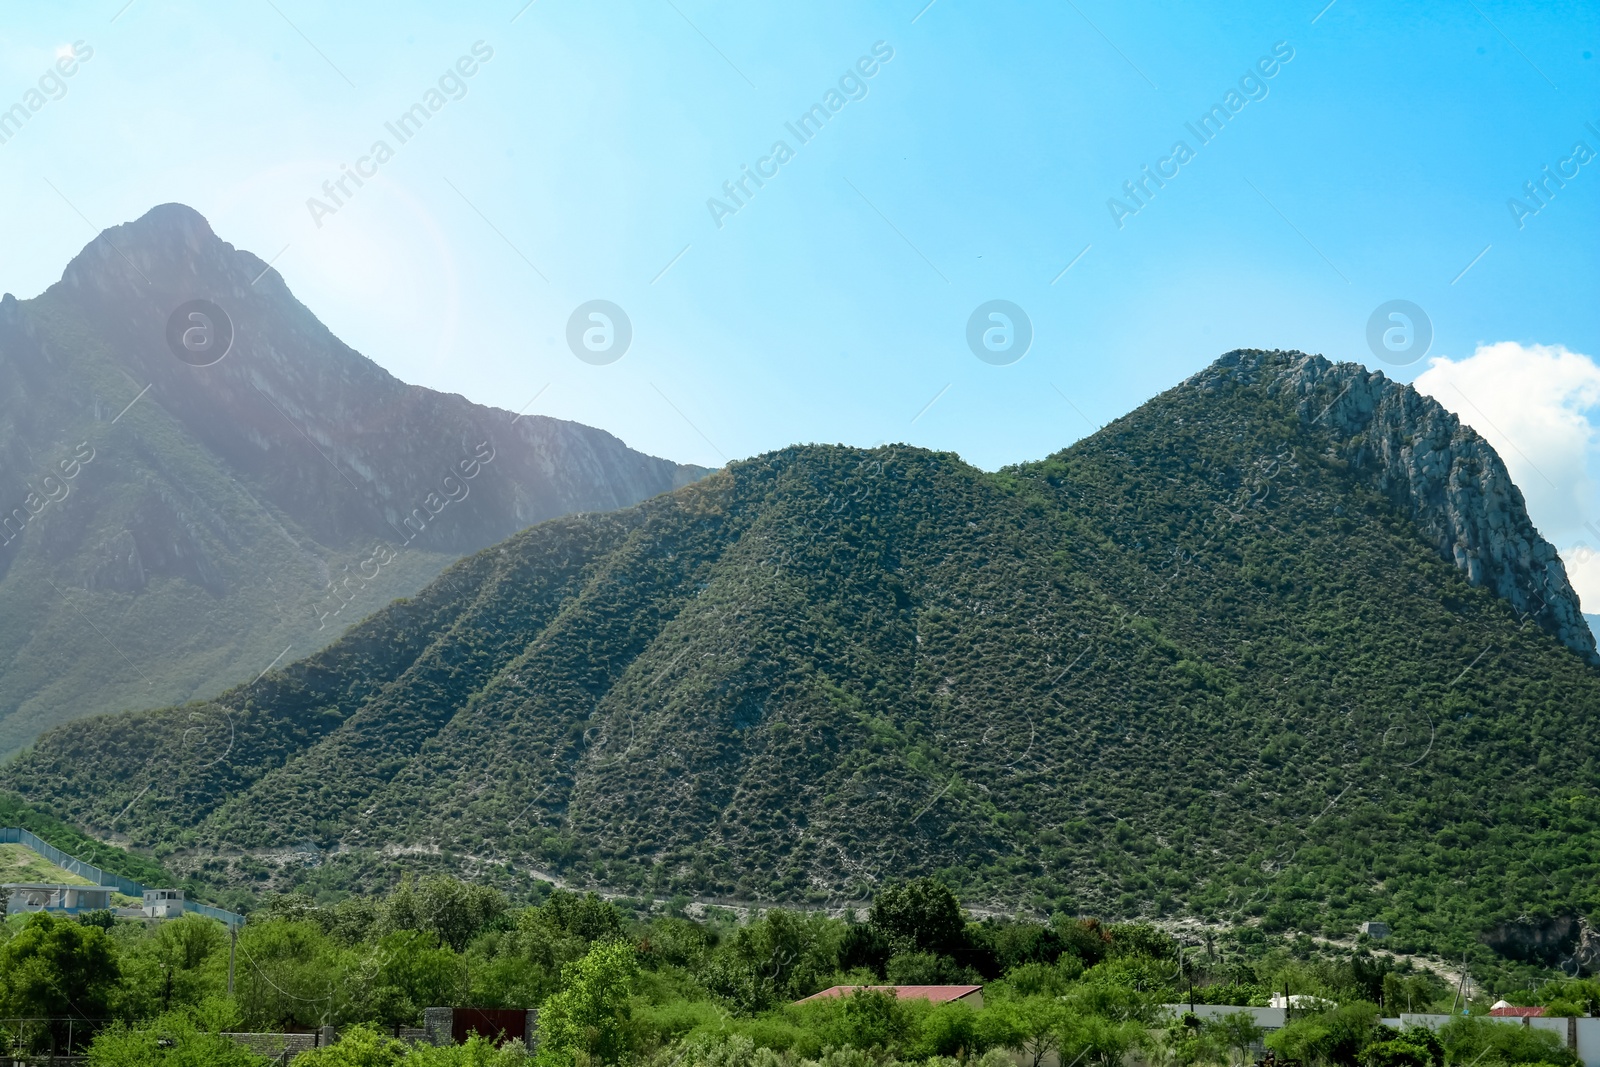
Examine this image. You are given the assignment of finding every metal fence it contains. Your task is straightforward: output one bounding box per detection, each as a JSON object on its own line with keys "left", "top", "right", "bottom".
{"left": 0, "top": 828, "right": 142, "bottom": 896}
{"left": 185, "top": 901, "right": 245, "bottom": 927}
{"left": 0, "top": 827, "right": 244, "bottom": 927}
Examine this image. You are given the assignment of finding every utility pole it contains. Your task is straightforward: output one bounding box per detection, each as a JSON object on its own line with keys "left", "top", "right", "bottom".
{"left": 229, "top": 924, "right": 238, "bottom": 995}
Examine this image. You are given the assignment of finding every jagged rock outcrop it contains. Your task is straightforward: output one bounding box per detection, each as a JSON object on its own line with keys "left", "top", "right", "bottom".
{"left": 1572, "top": 920, "right": 1600, "bottom": 975}
{"left": 1480, "top": 914, "right": 1581, "bottom": 966}
{"left": 1481, "top": 914, "right": 1600, "bottom": 974}
{"left": 1195, "top": 349, "right": 1596, "bottom": 662}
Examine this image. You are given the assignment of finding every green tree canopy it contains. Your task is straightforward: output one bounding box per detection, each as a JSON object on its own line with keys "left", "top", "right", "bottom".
{"left": 0, "top": 912, "right": 121, "bottom": 1049}
{"left": 538, "top": 940, "right": 639, "bottom": 1066}
{"left": 867, "top": 880, "right": 967, "bottom": 959}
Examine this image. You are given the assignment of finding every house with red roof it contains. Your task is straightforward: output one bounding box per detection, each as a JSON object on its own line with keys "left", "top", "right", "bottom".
{"left": 796, "top": 985, "right": 984, "bottom": 1009}
{"left": 1489, "top": 1002, "right": 1547, "bottom": 1019}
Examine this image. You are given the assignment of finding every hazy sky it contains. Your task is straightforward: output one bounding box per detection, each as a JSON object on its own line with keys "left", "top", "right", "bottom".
{"left": 2, "top": 1, "right": 1598, "bottom": 592}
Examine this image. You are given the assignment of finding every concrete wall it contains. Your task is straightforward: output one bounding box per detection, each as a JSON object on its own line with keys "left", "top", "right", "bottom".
{"left": 222, "top": 1032, "right": 320, "bottom": 1060}
{"left": 1163, "top": 1005, "right": 1288, "bottom": 1030}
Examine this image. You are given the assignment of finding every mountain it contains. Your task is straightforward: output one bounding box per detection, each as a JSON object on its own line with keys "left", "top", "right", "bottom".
{"left": 0, "top": 204, "right": 703, "bottom": 754}
{"left": 5, "top": 349, "right": 1598, "bottom": 959}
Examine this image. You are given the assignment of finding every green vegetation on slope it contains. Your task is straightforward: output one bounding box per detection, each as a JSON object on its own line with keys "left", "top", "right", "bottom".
{"left": 0, "top": 791, "right": 175, "bottom": 888}
{"left": 5, "top": 351, "right": 1599, "bottom": 969}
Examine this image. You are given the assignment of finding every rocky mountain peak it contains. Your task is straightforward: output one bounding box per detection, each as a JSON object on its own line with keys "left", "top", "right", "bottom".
{"left": 1194, "top": 348, "right": 1595, "bottom": 662}
{"left": 60, "top": 202, "right": 262, "bottom": 300}
{"left": 0, "top": 204, "right": 705, "bottom": 752}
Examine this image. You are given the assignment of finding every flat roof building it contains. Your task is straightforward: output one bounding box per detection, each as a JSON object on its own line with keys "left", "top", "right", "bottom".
{"left": 4, "top": 883, "right": 113, "bottom": 916}
{"left": 143, "top": 888, "right": 185, "bottom": 919}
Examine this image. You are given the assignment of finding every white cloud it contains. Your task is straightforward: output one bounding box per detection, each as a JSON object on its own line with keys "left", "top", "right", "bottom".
{"left": 1412, "top": 342, "right": 1600, "bottom": 610}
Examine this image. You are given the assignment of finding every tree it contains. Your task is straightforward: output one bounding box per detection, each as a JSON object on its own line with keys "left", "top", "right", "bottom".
{"left": 909, "top": 1000, "right": 980, "bottom": 1060}
{"left": 469, "top": 906, "right": 592, "bottom": 1011}
{"left": 704, "top": 907, "right": 842, "bottom": 1013}
{"left": 418, "top": 877, "right": 508, "bottom": 953}
{"left": 868, "top": 879, "right": 968, "bottom": 959}
{"left": 539, "top": 892, "right": 624, "bottom": 944}
{"left": 1204, "top": 1011, "right": 1265, "bottom": 1066}
{"left": 1005, "top": 961, "right": 1075, "bottom": 998}
{"left": 1106, "top": 923, "right": 1177, "bottom": 963}
{"left": 112, "top": 914, "right": 229, "bottom": 1020}
{"left": 1052, "top": 917, "right": 1112, "bottom": 968}
{"left": 979, "top": 995, "right": 1069, "bottom": 1067}
{"left": 885, "top": 950, "right": 976, "bottom": 985}
{"left": 967, "top": 917, "right": 1072, "bottom": 978}
{"left": 831, "top": 988, "right": 913, "bottom": 1051}
{"left": 1436, "top": 1015, "right": 1578, "bottom": 1067}
{"left": 234, "top": 919, "right": 342, "bottom": 1031}
{"left": 1363, "top": 1038, "right": 1434, "bottom": 1067}
{"left": 0, "top": 912, "right": 120, "bottom": 1050}
{"left": 538, "top": 940, "right": 639, "bottom": 1066}
{"left": 290, "top": 1023, "right": 406, "bottom": 1066}
{"left": 1061, "top": 1012, "right": 1146, "bottom": 1067}
{"left": 361, "top": 930, "right": 467, "bottom": 1030}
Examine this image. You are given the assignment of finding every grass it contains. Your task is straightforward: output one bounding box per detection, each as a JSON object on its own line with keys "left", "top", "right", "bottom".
{"left": 0, "top": 842, "right": 95, "bottom": 885}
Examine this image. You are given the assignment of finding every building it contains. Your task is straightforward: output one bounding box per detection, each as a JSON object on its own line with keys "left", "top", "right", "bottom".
{"left": 797, "top": 985, "right": 984, "bottom": 1010}
{"left": 143, "top": 888, "right": 185, "bottom": 919}
{"left": 1360, "top": 921, "right": 1391, "bottom": 940}
{"left": 423, "top": 1008, "right": 538, "bottom": 1047}
{"left": 1270, "top": 994, "right": 1336, "bottom": 1010}
{"left": 4, "top": 883, "right": 113, "bottom": 916}
{"left": 1489, "top": 1002, "right": 1547, "bottom": 1019}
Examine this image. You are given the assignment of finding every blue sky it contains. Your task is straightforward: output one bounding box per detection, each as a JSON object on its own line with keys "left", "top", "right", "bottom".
{"left": 2, "top": 1, "right": 1598, "bottom": 592}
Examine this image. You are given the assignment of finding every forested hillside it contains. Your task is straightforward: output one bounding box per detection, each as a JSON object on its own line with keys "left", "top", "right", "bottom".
{"left": 6, "top": 349, "right": 1598, "bottom": 964}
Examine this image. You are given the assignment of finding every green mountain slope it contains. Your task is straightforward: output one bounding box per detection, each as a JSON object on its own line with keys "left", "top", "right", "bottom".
{"left": 4, "top": 349, "right": 1597, "bottom": 960}
{"left": 0, "top": 204, "right": 703, "bottom": 753}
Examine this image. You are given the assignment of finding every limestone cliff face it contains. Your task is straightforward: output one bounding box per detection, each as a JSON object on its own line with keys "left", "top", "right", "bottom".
{"left": 1198, "top": 349, "right": 1596, "bottom": 662}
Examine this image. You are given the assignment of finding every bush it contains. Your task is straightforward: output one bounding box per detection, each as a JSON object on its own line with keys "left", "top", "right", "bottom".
{"left": 1266, "top": 1002, "right": 1380, "bottom": 1067}
{"left": 1437, "top": 1016, "right": 1578, "bottom": 1067}
{"left": 88, "top": 1013, "right": 273, "bottom": 1066}
{"left": 1363, "top": 1038, "right": 1435, "bottom": 1067}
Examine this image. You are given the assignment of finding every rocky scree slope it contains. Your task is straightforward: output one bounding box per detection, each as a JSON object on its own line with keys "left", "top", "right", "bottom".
{"left": 5, "top": 349, "right": 1599, "bottom": 963}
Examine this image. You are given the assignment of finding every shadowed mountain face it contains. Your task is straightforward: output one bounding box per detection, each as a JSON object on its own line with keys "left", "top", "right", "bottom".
{"left": 0, "top": 203, "right": 703, "bottom": 753}
{"left": 5, "top": 349, "right": 1599, "bottom": 957}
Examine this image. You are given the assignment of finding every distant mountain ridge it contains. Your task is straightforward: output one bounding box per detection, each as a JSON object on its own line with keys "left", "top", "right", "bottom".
{"left": 0, "top": 203, "right": 704, "bottom": 752}
{"left": 6, "top": 348, "right": 1597, "bottom": 962}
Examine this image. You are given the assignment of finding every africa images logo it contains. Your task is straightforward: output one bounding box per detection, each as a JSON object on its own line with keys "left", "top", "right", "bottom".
{"left": 966, "top": 301, "right": 1033, "bottom": 366}
{"left": 165, "top": 299, "right": 234, "bottom": 367}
